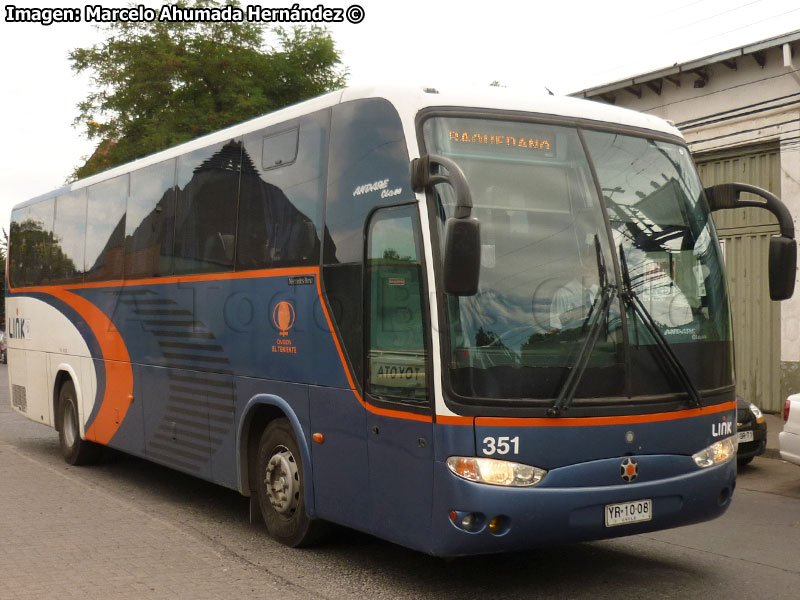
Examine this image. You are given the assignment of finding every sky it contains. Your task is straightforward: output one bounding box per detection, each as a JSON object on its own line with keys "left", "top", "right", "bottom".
{"left": 2, "top": 0, "right": 800, "bottom": 233}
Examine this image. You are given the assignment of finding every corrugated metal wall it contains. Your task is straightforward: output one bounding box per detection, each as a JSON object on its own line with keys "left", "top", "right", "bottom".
{"left": 695, "top": 145, "right": 782, "bottom": 411}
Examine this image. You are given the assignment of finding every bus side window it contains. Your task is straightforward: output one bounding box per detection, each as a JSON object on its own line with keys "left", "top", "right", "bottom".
{"left": 366, "top": 205, "right": 428, "bottom": 404}
{"left": 52, "top": 189, "right": 88, "bottom": 284}
{"left": 126, "top": 159, "right": 176, "bottom": 279}
{"left": 85, "top": 176, "right": 127, "bottom": 283}
{"left": 174, "top": 140, "right": 242, "bottom": 275}
{"left": 9, "top": 199, "right": 55, "bottom": 288}
{"left": 236, "top": 110, "right": 327, "bottom": 271}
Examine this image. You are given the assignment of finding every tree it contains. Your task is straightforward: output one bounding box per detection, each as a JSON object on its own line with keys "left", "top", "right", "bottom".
{"left": 70, "top": 0, "right": 346, "bottom": 179}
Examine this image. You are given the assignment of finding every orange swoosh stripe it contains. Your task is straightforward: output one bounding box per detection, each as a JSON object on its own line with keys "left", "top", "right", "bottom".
{"left": 17, "top": 266, "right": 433, "bottom": 425}
{"left": 47, "top": 288, "right": 133, "bottom": 445}
{"left": 7, "top": 266, "right": 325, "bottom": 295}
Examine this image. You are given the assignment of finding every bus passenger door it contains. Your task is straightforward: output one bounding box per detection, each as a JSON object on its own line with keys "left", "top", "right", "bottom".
{"left": 365, "top": 205, "right": 434, "bottom": 549}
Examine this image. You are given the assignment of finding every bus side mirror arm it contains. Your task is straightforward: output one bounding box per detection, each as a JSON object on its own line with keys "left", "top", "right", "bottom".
{"left": 411, "top": 154, "right": 481, "bottom": 296}
{"left": 704, "top": 182, "right": 796, "bottom": 300}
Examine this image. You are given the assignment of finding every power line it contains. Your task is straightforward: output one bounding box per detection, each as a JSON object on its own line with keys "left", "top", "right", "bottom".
{"left": 582, "top": 5, "right": 798, "bottom": 85}
{"left": 680, "top": 106, "right": 800, "bottom": 138}
{"left": 690, "top": 127, "right": 800, "bottom": 153}
{"left": 675, "top": 92, "right": 800, "bottom": 131}
{"left": 636, "top": 68, "right": 800, "bottom": 112}
{"left": 671, "top": 0, "right": 766, "bottom": 33}
{"left": 697, "top": 7, "right": 800, "bottom": 43}
{"left": 657, "top": 0, "right": 710, "bottom": 18}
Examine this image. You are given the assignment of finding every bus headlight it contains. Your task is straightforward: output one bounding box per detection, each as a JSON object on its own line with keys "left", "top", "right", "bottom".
{"left": 446, "top": 456, "right": 546, "bottom": 487}
{"left": 692, "top": 436, "right": 736, "bottom": 468}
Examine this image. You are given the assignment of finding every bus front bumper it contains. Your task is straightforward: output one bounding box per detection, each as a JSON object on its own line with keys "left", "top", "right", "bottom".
{"left": 427, "top": 455, "right": 736, "bottom": 557}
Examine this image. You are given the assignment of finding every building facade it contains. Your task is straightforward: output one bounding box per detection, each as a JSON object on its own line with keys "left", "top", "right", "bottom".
{"left": 574, "top": 31, "right": 800, "bottom": 412}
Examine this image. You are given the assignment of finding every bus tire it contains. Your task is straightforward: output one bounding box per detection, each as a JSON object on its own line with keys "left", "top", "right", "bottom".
{"left": 58, "top": 380, "right": 100, "bottom": 466}
{"left": 255, "top": 418, "right": 325, "bottom": 547}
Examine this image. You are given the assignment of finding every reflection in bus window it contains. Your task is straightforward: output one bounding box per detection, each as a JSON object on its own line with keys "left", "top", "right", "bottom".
{"left": 126, "top": 159, "right": 176, "bottom": 279}
{"left": 323, "top": 99, "right": 411, "bottom": 385}
{"left": 237, "top": 113, "right": 326, "bottom": 270}
{"left": 367, "top": 206, "right": 428, "bottom": 404}
{"left": 174, "top": 140, "right": 241, "bottom": 275}
{"left": 424, "top": 117, "right": 624, "bottom": 400}
{"left": 9, "top": 199, "right": 55, "bottom": 287}
{"left": 52, "top": 190, "right": 88, "bottom": 284}
{"left": 86, "top": 176, "right": 127, "bottom": 282}
{"left": 582, "top": 131, "right": 732, "bottom": 347}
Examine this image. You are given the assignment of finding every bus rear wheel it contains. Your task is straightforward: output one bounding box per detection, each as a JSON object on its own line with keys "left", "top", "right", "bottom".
{"left": 255, "top": 418, "right": 325, "bottom": 547}
{"left": 58, "top": 380, "right": 100, "bottom": 465}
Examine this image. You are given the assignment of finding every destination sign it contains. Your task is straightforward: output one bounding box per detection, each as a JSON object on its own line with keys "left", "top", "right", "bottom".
{"left": 448, "top": 130, "right": 555, "bottom": 156}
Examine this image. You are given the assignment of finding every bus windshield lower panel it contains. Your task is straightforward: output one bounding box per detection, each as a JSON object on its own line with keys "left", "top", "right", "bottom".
{"left": 422, "top": 117, "right": 733, "bottom": 404}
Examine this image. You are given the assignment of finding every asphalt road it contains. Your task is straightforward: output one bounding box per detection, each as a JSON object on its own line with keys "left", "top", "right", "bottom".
{"left": 1, "top": 364, "right": 799, "bottom": 599}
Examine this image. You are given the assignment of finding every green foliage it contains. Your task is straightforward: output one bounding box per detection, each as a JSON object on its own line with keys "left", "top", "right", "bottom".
{"left": 70, "top": 0, "right": 346, "bottom": 179}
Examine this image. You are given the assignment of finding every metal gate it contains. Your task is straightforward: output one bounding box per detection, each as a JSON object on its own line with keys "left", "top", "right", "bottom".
{"left": 695, "top": 144, "right": 782, "bottom": 412}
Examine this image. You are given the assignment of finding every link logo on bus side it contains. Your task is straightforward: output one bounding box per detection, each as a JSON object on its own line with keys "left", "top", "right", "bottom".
{"left": 7, "top": 314, "right": 31, "bottom": 339}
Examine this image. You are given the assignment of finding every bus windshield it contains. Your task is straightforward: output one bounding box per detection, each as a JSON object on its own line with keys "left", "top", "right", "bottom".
{"left": 422, "top": 116, "right": 733, "bottom": 404}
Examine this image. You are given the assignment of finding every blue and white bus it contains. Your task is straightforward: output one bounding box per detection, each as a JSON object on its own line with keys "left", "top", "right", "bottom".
{"left": 6, "top": 86, "right": 795, "bottom": 555}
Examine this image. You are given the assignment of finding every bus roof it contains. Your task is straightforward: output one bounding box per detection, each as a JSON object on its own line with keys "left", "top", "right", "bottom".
{"left": 15, "top": 85, "right": 682, "bottom": 210}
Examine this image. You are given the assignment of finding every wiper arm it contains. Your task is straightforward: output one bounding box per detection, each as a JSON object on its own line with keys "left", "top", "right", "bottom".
{"left": 548, "top": 235, "right": 616, "bottom": 416}
{"left": 548, "top": 283, "right": 617, "bottom": 416}
{"left": 618, "top": 244, "right": 703, "bottom": 408}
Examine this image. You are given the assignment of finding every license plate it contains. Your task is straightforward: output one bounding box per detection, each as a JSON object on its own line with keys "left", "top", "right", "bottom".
{"left": 605, "top": 499, "right": 652, "bottom": 527}
{"left": 737, "top": 430, "right": 754, "bottom": 443}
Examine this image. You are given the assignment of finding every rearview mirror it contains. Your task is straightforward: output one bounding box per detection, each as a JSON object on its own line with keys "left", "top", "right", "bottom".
{"left": 411, "top": 154, "right": 481, "bottom": 295}
{"left": 705, "top": 182, "right": 796, "bottom": 301}
{"left": 769, "top": 235, "right": 797, "bottom": 301}
{"left": 442, "top": 217, "right": 481, "bottom": 296}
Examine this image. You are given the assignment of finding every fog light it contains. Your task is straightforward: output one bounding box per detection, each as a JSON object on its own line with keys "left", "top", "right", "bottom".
{"left": 488, "top": 516, "right": 509, "bottom": 535}
{"left": 448, "top": 511, "right": 486, "bottom": 532}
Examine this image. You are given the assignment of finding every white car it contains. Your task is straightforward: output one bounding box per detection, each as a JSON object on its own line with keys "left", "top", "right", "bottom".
{"left": 779, "top": 394, "right": 800, "bottom": 466}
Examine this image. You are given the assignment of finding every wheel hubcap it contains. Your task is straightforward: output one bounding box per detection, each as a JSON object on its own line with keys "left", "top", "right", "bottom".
{"left": 63, "top": 401, "right": 77, "bottom": 448}
{"left": 264, "top": 446, "right": 300, "bottom": 515}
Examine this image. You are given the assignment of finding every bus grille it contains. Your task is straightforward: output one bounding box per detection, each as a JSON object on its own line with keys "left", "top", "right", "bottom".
{"left": 12, "top": 385, "right": 27, "bottom": 412}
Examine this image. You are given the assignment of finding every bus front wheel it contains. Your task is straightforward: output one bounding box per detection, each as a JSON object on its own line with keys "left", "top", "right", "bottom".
{"left": 255, "top": 418, "right": 325, "bottom": 547}
{"left": 58, "top": 380, "right": 99, "bottom": 465}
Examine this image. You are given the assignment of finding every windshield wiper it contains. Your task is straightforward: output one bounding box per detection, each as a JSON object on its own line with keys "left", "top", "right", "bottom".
{"left": 548, "top": 284, "right": 616, "bottom": 416}
{"left": 618, "top": 244, "right": 703, "bottom": 408}
{"left": 548, "top": 236, "right": 615, "bottom": 417}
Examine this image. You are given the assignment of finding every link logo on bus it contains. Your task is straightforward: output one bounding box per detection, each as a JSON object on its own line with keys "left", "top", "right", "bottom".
{"left": 712, "top": 420, "right": 733, "bottom": 437}
{"left": 7, "top": 315, "right": 31, "bottom": 340}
